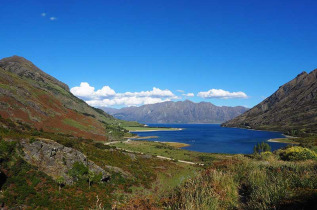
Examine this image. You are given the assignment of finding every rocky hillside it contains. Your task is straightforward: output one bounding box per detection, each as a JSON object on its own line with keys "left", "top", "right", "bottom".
{"left": 104, "top": 100, "right": 248, "bottom": 124}
{"left": 222, "top": 69, "right": 317, "bottom": 135}
{"left": 0, "top": 56, "right": 136, "bottom": 141}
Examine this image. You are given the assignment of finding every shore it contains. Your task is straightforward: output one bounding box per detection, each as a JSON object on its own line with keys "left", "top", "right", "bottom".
{"left": 154, "top": 141, "right": 190, "bottom": 148}
{"left": 129, "top": 128, "right": 183, "bottom": 132}
{"left": 267, "top": 137, "right": 299, "bottom": 144}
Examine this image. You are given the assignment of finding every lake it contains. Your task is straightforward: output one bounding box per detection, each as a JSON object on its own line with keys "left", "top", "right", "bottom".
{"left": 131, "top": 124, "right": 287, "bottom": 154}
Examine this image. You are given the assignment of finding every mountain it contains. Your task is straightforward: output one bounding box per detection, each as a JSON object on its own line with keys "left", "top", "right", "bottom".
{"left": 103, "top": 100, "right": 248, "bottom": 124}
{"left": 222, "top": 69, "right": 317, "bottom": 135}
{"left": 0, "top": 56, "right": 136, "bottom": 141}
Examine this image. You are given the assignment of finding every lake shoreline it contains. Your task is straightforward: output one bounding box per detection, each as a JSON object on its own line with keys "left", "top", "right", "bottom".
{"left": 154, "top": 141, "right": 190, "bottom": 148}
{"left": 130, "top": 128, "right": 183, "bottom": 132}
{"left": 131, "top": 124, "right": 288, "bottom": 154}
{"left": 267, "top": 137, "right": 299, "bottom": 144}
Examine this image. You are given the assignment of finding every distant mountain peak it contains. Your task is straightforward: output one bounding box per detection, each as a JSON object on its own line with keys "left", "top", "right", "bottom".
{"left": 104, "top": 100, "right": 248, "bottom": 124}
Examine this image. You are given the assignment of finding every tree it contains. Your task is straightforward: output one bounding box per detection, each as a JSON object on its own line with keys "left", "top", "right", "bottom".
{"left": 88, "top": 171, "right": 95, "bottom": 189}
{"left": 253, "top": 142, "right": 271, "bottom": 154}
{"left": 56, "top": 176, "right": 65, "bottom": 191}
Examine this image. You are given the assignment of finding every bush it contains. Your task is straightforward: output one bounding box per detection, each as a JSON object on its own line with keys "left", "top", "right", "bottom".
{"left": 94, "top": 143, "right": 111, "bottom": 150}
{"left": 166, "top": 169, "right": 239, "bottom": 209}
{"left": 253, "top": 142, "right": 271, "bottom": 154}
{"left": 68, "top": 162, "right": 89, "bottom": 180}
{"left": 278, "top": 146, "right": 317, "bottom": 161}
{"left": 258, "top": 151, "right": 275, "bottom": 161}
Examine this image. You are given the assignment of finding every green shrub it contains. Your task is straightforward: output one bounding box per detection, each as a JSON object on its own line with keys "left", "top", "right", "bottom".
{"left": 166, "top": 169, "right": 239, "bottom": 209}
{"left": 253, "top": 142, "right": 271, "bottom": 154}
{"left": 94, "top": 142, "right": 111, "bottom": 150}
{"left": 278, "top": 146, "right": 317, "bottom": 161}
{"left": 29, "top": 137, "right": 36, "bottom": 144}
{"left": 257, "top": 151, "right": 276, "bottom": 161}
{"left": 68, "top": 162, "right": 89, "bottom": 180}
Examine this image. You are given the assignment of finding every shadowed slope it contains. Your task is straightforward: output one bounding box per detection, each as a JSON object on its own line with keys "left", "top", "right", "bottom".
{"left": 222, "top": 69, "right": 317, "bottom": 135}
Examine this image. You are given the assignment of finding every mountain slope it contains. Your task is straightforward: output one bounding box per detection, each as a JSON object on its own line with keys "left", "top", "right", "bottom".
{"left": 104, "top": 100, "right": 248, "bottom": 124}
{"left": 222, "top": 69, "right": 317, "bottom": 135}
{"left": 0, "top": 56, "right": 134, "bottom": 141}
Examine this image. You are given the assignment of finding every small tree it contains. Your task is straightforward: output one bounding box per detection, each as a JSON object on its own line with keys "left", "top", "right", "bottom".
{"left": 56, "top": 176, "right": 65, "bottom": 191}
{"left": 88, "top": 171, "right": 95, "bottom": 189}
{"left": 253, "top": 142, "right": 271, "bottom": 154}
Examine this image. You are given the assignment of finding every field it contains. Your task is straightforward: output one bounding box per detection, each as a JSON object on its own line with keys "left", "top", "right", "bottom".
{"left": 113, "top": 140, "right": 230, "bottom": 164}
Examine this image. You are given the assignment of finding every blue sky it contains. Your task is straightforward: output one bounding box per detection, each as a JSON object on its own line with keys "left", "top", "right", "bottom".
{"left": 1, "top": 0, "right": 317, "bottom": 108}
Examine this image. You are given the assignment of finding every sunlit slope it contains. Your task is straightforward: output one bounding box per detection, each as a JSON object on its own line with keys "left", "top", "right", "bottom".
{"left": 0, "top": 56, "right": 139, "bottom": 141}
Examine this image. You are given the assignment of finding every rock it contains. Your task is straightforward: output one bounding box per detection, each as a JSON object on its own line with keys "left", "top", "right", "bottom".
{"left": 20, "top": 138, "right": 110, "bottom": 185}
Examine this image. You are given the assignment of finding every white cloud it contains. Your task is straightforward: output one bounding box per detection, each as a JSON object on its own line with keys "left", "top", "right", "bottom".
{"left": 71, "top": 82, "right": 177, "bottom": 107}
{"left": 182, "top": 93, "right": 194, "bottom": 97}
{"left": 41, "top": 13, "right": 46, "bottom": 17}
{"left": 95, "top": 86, "right": 116, "bottom": 97}
{"left": 176, "top": 90, "right": 184, "bottom": 93}
{"left": 197, "top": 89, "right": 248, "bottom": 99}
{"left": 50, "top": 17, "right": 57, "bottom": 21}
{"left": 70, "top": 82, "right": 96, "bottom": 98}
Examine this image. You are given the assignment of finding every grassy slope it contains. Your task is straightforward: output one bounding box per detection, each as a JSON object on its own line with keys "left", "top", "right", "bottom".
{"left": 0, "top": 58, "right": 143, "bottom": 141}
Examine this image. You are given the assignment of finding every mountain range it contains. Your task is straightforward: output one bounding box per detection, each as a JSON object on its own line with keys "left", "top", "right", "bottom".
{"left": 222, "top": 69, "right": 317, "bottom": 135}
{"left": 103, "top": 100, "right": 248, "bottom": 124}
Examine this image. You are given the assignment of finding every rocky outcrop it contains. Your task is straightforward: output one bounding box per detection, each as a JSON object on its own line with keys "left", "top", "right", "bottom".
{"left": 104, "top": 100, "right": 248, "bottom": 124}
{"left": 222, "top": 69, "right": 317, "bottom": 135}
{"left": 20, "top": 138, "right": 110, "bottom": 185}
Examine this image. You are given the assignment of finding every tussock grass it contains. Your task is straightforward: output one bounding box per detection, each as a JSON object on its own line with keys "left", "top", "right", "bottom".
{"left": 165, "top": 153, "right": 317, "bottom": 209}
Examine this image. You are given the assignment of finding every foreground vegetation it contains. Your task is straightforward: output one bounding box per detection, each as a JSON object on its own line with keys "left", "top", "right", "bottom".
{"left": 0, "top": 116, "right": 202, "bottom": 209}
{"left": 165, "top": 153, "right": 317, "bottom": 209}
{"left": 1, "top": 114, "right": 317, "bottom": 209}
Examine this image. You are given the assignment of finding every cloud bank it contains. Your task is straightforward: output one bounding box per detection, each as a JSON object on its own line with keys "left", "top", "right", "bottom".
{"left": 71, "top": 82, "right": 177, "bottom": 107}
{"left": 197, "top": 89, "right": 247, "bottom": 99}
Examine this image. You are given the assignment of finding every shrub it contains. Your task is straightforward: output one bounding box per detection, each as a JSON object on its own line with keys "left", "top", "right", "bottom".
{"left": 278, "top": 146, "right": 317, "bottom": 161}
{"left": 166, "top": 169, "right": 239, "bottom": 209}
{"left": 29, "top": 137, "right": 36, "bottom": 144}
{"left": 68, "top": 162, "right": 89, "bottom": 180}
{"left": 253, "top": 142, "right": 271, "bottom": 154}
{"left": 94, "top": 143, "right": 111, "bottom": 150}
{"left": 258, "top": 151, "right": 275, "bottom": 161}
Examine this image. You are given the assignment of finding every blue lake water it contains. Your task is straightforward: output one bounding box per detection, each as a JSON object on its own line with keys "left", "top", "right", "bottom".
{"left": 131, "top": 124, "right": 287, "bottom": 154}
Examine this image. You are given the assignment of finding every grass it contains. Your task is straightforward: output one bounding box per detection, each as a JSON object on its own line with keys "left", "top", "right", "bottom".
{"left": 113, "top": 140, "right": 230, "bottom": 164}
{"left": 268, "top": 137, "right": 300, "bottom": 144}
{"left": 165, "top": 154, "right": 317, "bottom": 209}
{"left": 163, "top": 142, "right": 190, "bottom": 148}
{"left": 62, "top": 118, "right": 89, "bottom": 131}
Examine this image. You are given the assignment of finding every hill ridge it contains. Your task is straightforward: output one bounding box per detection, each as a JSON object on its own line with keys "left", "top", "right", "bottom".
{"left": 222, "top": 68, "right": 317, "bottom": 135}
